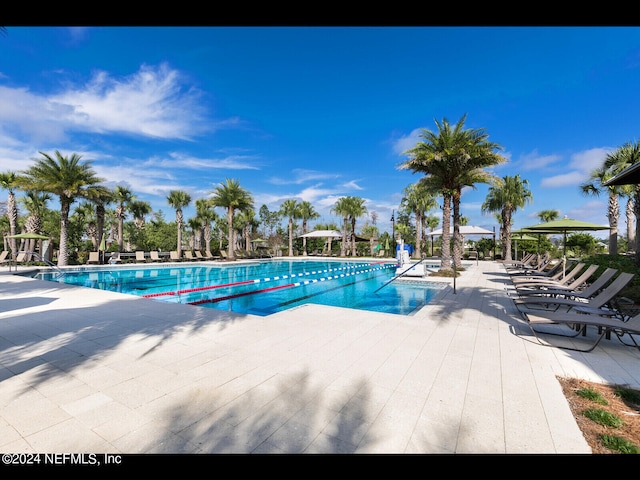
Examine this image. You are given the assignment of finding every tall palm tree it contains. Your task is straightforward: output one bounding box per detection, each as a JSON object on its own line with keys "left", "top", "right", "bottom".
{"left": 481, "top": 174, "right": 533, "bottom": 262}
{"left": 195, "top": 198, "right": 217, "bottom": 255}
{"left": 331, "top": 197, "right": 352, "bottom": 256}
{"left": 0, "top": 171, "right": 20, "bottom": 257}
{"left": 298, "top": 200, "right": 320, "bottom": 256}
{"left": 591, "top": 146, "right": 639, "bottom": 255}
{"left": 209, "top": 178, "right": 253, "bottom": 260}
{"left": 20, "top": 151, "right": 105, "bottom": 266}
{"left": 129, "top": 200, "right": 152, "bottom": 231}
{"left": 20, "top": 190, "right": 51, "bottom": 260}
{"left": 112, "top": 185, "right": 135, "bottom": 251}
{"left": 401, "top": 182, "right": 438, "bottom": 259}
{"left": 400, "top": 114, "right": 506, "bottom": 271}
{"left": 279, "top": 199, "right": 300, "bottom": 257}
{"left": 166, "top": 190, "right": 191, "bottom": 256}
{"left": 345, "top": 196, "right": 368, "bottom": 257}
{"left": 85, "top": 186, "right": 113, "bottom": 254}
{"left": 603, "top": 141, "right": 640, "bottom": 264}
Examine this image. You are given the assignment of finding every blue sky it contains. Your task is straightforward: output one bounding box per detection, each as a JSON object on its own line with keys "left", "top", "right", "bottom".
{"left": 2, "top": 26, "right": 640, "bottom": 240}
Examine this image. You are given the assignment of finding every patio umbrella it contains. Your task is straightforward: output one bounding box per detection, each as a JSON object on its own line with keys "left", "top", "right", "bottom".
{"left": 524, "top": 217, "right": 611, "bottom": 257}
{"left": 299, "top": 229, "right": 342, "bottom": 238}
{"left": 510, "top": 232, "right": 538, "bottom": 260}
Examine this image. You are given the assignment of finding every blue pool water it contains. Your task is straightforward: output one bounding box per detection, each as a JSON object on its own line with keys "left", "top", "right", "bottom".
{"left": 35, "top": 259, "right": 447, "bottom": 316}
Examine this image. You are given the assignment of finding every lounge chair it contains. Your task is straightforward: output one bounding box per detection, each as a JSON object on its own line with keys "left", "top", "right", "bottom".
{"left": 149, "top": 251, "right": 163, "bottom": 262}
{"left": 183, "top": 251, "right": 197, "bottom": 261}
{"left": 205, "top": 250, "right": 220, "bottom": 260}
{"left": 87, "top": 251, "right": 100, "bottom": 265}
{"left": 503, "top": 252, "right": 535, "bottom": 269}
{"left": 0, "top": 250, "right": 10, "bottom": 264}
{"left": 510, "top": 260, "right": 578, "bottom": 284}
{"left": 108, "top": 252, "right": 122, "bottom": 264}
{"left": 511, "top": 262, "right": 585, "bottom": 288}
{"left": 520, "top": 307, "right": 640, "bottom": 353}
{"left": 513, "top": 271, "right": 634, "bottom": 314}
{"left": 508, "top": 255, "right": 556, "bottom": 276}
{"left": 514, "top": 267, "right": 618, "bottom": 300}
{"left": 135, "top": 251, "right": 147, "bottom": 263}
{"left": 514, "top": 264, "right": 598, "bottom": 293}
{"left": 169, "top": 251, "right": 182, "bottom": 262}
{"left": 505, "top": 253, "right": 548, "bottom": 271}
{"left": 194, "top": 250, "right": 205, "bottom": 260}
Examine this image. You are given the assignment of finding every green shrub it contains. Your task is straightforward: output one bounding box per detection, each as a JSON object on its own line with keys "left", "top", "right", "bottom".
{"left": 576, "top": 388, "right": 608, "bottom": 405}
{"left": 600, "top": 434, "right": 640, "bottom": 454}
{"left": 582, "top": 408, "right": 623, "bottom": 428}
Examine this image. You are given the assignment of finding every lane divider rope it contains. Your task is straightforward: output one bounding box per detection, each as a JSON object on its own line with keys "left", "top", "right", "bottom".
{"left": 187, "top": 264, "right": 396, "bottom": 305}
{"left": 142, "top": 261, "right": 396, "bottom": 298}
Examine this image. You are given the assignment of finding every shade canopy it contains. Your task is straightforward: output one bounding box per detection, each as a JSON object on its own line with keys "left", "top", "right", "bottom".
{"left": 7, "top": 232, "right": 50, "bottom": 240}
{"left": 427, "top": 225, "right": 494, "bottom": 236}
{"left": 603, "top": 162, "right": 640, "bottom": 186}
{"left": 523, "top": 217, "right": 611, "bottom": 256}
{"left": 299, "top": 229, "right": 342, "bottom": 238}
{"left": 250, "top": 238, "right": 268, "bottom": 243}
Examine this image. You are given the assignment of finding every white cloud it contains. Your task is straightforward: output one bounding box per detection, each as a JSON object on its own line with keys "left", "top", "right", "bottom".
{"left": 49, "top": 63, "right": 209, "bottom": 140}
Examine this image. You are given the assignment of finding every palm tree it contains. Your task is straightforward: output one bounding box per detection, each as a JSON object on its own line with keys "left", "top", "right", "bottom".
{"left": 166, "top": 190, "right": 192, "bottom": 256}
{"left": 20, "top": 151, "right": 105, "bottom": 266}
{"left": 0, "top": 171, "right": 20, "bottom": 257}
{"left": 345, "top": 196, "right": 368, "bottom": 257}
{"left": 481, "top": 174, "right": 533, "bottom": 262}
{"left": 85, "top": 186, "right": 114, "bottom": 254}
{"left": 298, "top": 200, "right": 320, "bottom": 256}
{"left": 209, "top": 178, "right": 253, "bottom": 260}
{"left": 331, "top": 197, "right": 351, "bottom": 256}
{"left": 400, "top": 114, "right": 506, "bottom": 271}
{"left": 401, "top": 182, "right": 438, "bottom": 259}
{"left": 603, "top": 141, "right": 640, "bottom": 264}
{"left": 195, "top": 198, "right": 218, "bottom": 255}
{"left": 279, "top": 199, "right": 300, "bottom": 257}
{"left": 129, "top": 200, "right": 152, "bottom": 231}
{"left": 537, "top": 209, "right": 559, "bottom": 223}
{"left": 112, "top": 185, "right": 134, "bottom": 251}
{"left": 20, "top": 190, "right": 51, "bottom": 260}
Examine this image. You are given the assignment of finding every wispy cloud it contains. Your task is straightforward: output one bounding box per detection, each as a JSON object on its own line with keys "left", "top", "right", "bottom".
{"left": 540, "top": 147, "right": 612, "bottom": 187}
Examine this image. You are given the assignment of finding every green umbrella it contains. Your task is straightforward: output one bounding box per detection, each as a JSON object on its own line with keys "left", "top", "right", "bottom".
{"left": 523, "top": 217, "right": 611, "bottom": 256}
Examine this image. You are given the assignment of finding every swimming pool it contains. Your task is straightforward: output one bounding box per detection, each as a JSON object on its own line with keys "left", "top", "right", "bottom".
{"left": 34, "top": 259, "right": 448, "bottom": 316}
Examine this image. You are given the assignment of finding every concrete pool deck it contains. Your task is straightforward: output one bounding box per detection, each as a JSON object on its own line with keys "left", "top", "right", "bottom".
{"left": 1, "top": 258, "right": 639, "bottom": 454}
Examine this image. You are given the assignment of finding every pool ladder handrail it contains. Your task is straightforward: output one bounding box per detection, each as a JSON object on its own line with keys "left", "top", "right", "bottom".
{"left": 373, "top": 257, "right": 428, "bottom": 293}
{"left": 22, "top": 251, "right": 67, "bottom": 277}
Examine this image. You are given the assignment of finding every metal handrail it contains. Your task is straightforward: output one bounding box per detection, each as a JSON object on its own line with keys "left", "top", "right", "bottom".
{"left": 374, "top": 257, "right": 428, "bottom": 293}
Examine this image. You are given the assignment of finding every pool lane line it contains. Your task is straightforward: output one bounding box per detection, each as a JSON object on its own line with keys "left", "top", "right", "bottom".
{"left": 142, "top": 262, "right": 395, "bottom": 298}
{"left": 186, "top": 264, "right": 394, "bottom": 306}
{"left": 117, "top": 261, "right": 391, "bottom": 295}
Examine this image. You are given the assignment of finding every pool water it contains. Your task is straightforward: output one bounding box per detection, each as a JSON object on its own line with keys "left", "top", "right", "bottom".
{"left": 35, "top": 259, "right": 447, "bottom": 316}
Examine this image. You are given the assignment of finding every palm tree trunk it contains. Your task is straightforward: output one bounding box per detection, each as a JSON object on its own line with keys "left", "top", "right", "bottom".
{"left": 627, "top": 198, "right": 635, "bottom": 252}
{"left": 452, "top": 190, "right": 463, "bottom": 269}
{"left": 607, "top": 193, "right": 619, "bottom": 256}
{"left": 440, "top": 193, "right": 452, "bottom": 271}
{"left": 58, "top": 199, "right": 71, "bottom": 266}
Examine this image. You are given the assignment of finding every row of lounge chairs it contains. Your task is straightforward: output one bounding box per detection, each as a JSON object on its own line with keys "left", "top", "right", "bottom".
{"left": 86, "top": 250, "right": 223, "bottom": 264}
{"left": 504, "top": 257, "right": 640, "bottom": 352}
